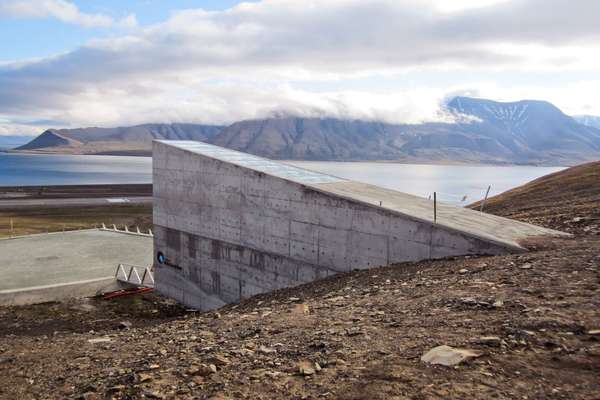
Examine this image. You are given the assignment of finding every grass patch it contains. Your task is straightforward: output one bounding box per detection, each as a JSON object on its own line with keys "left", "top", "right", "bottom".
{"left": 0, "top": 204, "right": 152, "bottom": 238}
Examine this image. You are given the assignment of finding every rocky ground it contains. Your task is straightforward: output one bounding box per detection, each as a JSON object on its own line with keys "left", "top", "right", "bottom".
{"left": 0, "top": 232, "right": 599, "bottom": 399}
{"left": 1, "top": 164, "right": 600, "bottom": 399}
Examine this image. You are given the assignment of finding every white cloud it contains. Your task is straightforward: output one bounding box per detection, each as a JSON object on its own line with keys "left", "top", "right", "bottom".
{"left": 433, "top": 0, "right": 511, "bottom": 13}
{"left": 462, "top": 80, "right": 600, "bottom": 117}
{"left": 0, "top": 0, "right": 137, "bottom": 28}
{"left": 1, "top": 0, "right": 599, "bottom": 135}
{"left": 0, "top": 121, "right": 44, "bottom": 136}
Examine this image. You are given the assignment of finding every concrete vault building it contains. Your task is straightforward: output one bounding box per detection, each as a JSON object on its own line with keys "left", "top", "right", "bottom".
{"left": 153, "top": 140, "right": 565, "bottom": 310}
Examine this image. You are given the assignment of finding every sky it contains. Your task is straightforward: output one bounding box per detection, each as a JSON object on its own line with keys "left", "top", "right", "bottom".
{"left": 0, "top": 0, "right": 599, "bottom": 136}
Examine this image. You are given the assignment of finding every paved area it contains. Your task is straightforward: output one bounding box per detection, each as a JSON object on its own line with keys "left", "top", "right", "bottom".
{"left": 0, "top": 229, "right": 152, "bottom": 291}
{"left": 0, "top": 197, "right": 152, "bottom": 209}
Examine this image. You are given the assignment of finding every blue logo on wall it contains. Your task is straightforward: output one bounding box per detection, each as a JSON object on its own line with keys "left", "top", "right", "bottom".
{"left": 156, "top": 251, "right": 182, "bottom": 270}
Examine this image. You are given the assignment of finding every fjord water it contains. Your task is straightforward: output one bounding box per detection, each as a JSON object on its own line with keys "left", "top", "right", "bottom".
{"left": 0, "top": 153, "right": 564, "bottom": 205}
{"left": 0, "top": 153, "right": 152, "bottom": 186}
{"left": 288, "top": 161, "right": 564, "bottom": 205}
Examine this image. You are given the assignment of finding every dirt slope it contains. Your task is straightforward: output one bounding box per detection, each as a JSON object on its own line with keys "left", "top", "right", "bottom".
{"left": 470, "top": 160, "right": 600, "bottom": 236}
{"left": 0, "top": 236, "right": 598, "bottom": 400}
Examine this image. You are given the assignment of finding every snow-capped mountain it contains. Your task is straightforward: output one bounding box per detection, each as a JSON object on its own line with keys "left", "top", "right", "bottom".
{"left": 445, "top": 97, "right": 600, "bottom": 159}
{"left": 15, "top": 97, "right": 600, "bottom": 165}
{"left": 447, "top": 96, "right": 539, "bottom": 133}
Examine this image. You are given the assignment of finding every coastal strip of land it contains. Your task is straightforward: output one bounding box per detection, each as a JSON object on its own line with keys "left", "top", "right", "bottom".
{"left": 0, "top": 184, "right": 152, "bottom": 238}
{"left": 0, "top": 184, "right": 152, "bottom": 200}
{"left": 0, "top": 197, "right": 152, "bottom": 209}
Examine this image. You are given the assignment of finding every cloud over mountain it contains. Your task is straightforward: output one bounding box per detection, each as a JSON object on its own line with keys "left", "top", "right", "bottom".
{"left": 1, "top": 0, "right": 599, "bottom": 134}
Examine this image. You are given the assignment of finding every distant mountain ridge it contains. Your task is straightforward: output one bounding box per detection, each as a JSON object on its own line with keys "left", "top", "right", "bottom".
{"left": 444, "top": 97, "right": 600, "bottom": 162}
{"left": 14, "top": 97, "right": 600, "bottom": 165}
{"left": 19, "top": 130, "right": 82, "bottom": 150}
{"left": 213, "top": 97, "right": 600, "bottom": 164}
{"left": 16, "top": 123, "right": 225, "bottom": 155}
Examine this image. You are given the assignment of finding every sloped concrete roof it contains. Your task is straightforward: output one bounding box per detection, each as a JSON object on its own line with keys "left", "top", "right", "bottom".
{"left": 156, "top": 140, "right": 344, "bottom": 184}
{"left": 158, "top": 140, "right": 568, "bottom": 251}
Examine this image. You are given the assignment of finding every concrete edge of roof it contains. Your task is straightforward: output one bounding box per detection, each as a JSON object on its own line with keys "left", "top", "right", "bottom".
{"left": 0, "top": 276, "right": 123, "bottom": 306}
{"left": 153, "top": 140, "right": 350, "bottom": 185}
{"left": 0, "top": 228, "right": 102, "bottom": 241}
{"left": 0, "top": 228, "right": 153, "bottom": 242}
{"left": 302, "top": 181, "right": 571, "bottom": 253}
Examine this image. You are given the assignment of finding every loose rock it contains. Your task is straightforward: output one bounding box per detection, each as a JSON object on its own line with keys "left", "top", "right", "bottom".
{"left": 421, "top": 345, "right": 482, "bottom": 366}
{"left": 298, "top": 361, "right": 316, "bottom": 376}
{"left": 87, "top": 337, "right": 111, "bottom": 344}
{"left": 117, "top": 321, "right": 132, "bottom": 330}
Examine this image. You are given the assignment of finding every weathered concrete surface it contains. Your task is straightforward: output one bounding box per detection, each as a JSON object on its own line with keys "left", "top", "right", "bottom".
{"left": 0, "top": 277, "right": 126, "bottom": 306}
{"left": 0, "top": 229, "right": 152, "bottom": 304}
{"left": 153, "top": 140, "right": 567, "bottom": 311}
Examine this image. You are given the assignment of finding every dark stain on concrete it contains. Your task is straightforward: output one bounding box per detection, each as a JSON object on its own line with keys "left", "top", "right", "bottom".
{"left": 166, "top": 228, "right": 180, "bottom": 253}
{"left": 249, "top": 251, "right": 265, "bottom": 270}
{"left": 211, "top": 271, "right": 221, "bottom": 294}
{"left": 211, "top": 240, "right": 222, "bottom": 260}
{"left": 187, "top": 233, "right": 197, "bottom": 259}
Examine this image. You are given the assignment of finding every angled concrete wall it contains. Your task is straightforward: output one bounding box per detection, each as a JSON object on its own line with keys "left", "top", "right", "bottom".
{"left": 153, "top": 141, "right": 565, "bottom": 310}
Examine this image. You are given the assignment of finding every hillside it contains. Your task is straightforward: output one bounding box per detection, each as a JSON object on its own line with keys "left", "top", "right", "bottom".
{"left": 1, "top": 165, "right": 600, "bottom": 399}
{"left": 0, "top": 234, "right": 598, "bottom": 399}
{"left": 211, "top": 97, "right": 600, "bottom": 165}
{"left": 17, "top": 130, "right": 82, "bottom": 150}
{"left": 447, "top": 97, "right": 600, "bottom": 163}
{"left": 14, "top": 97, "right": 600, "bottom": 164}
{"left": 469, "top": 160, "right": 600, "bottom": 236}
{"left": 212, "top": 118, "right": 408, "bottom": 160}
{"left": 16, "top": 123, "right": 224, "bottom": 156}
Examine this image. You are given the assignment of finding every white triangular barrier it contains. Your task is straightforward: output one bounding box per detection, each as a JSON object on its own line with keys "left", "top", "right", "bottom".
{"left": 115, "top": 264, "right": 128, "bottom": 281}
{"left": 115, "top": 264, "right": 154, "bottom": 288}
{"left": 141, "top": 268, "right": 155, "bottom": 286}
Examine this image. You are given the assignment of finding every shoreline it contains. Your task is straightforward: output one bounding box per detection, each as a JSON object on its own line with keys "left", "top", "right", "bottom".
{"left": 0, "top": 184, "right": 152, "bottom": 200}
{"left": 3, "top": 150, "right": 574, "bottom": 168}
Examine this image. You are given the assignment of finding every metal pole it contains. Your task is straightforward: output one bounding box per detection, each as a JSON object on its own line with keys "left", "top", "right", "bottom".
{"left": 433, "top": 192, "right": 437, "bottom": 223}
{"left": 480, "top": 185, "right": 491, "bottom": 212}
